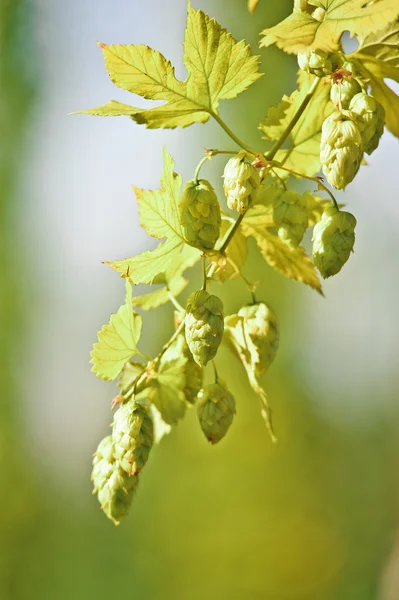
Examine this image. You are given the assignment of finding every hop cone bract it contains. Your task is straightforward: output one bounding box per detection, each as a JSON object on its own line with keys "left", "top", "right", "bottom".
{"left": 349, "top": 92, "right": 385, "bottom": 155}
{"left": 112, "top": 400, "right": 154, "bottom": 476}
{"left": 168, "top": 334, "right": 204, "bottom": 404}
{"left": 238, "top": 303, "right": 279, "bottom": 378}
{"left": 185, "top": 290, "right": 224, "bottom": 367}
{"left": 320, "top": 112, "right": 363, "bottom": 190}
{"left": 223, "top": 153, "right": 261, "bottom": 213}
{"left": 297, "top": 50, "right": 336, "bottom": 77}
{"left": 312, "top": 207, "right": 356, "bottom": 278}
{"left": 197, "top": 381, "right": 236, "bottom": 444}
{"left": 330, "top": 78, "right": 362, "bottom": 109}
{"left": 179, "top": 179, "right": 221, "bottom": 251}
{"left": 273, "top": 189, "right": 309, "bottom": 248}
{"left": 92, "top": 436, "right": 139, "bottom": 525}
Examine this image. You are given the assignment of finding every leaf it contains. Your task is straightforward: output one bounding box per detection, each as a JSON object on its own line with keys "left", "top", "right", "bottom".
{"left": 91, "top": 280, "right": 143, "bottom": 381}
{"left": 132, "top": 245, "right": 201, "bottom": 310}
{"left": 259, "top": 93, "right": 296, "bottom": 142}
{"left": 118, "top": 361, "right": 145, "bottom": 396}
{"left": 77, "top": 7, "right": 262, "bottom": 129}
{"left": 354, "top": 20, "right": 399, "bottom": 136}
{"left": 138, "top": 348, "right": 188, "bottom": 425}
{"left": 306, "top": 193, "right": 333, "bottom": 226}
{"left": 224, "top": 315, "right": 276, "bottom": 442}
{"left": 248, "top": 0, "right": 260, "bottom": 12}
{"left": 261, "top": 0, "right": 399, "bottom": 54}
{"left": 106, "top": 148, "right": 187, "bottom": 284}
{"left": 209, "top": 218, "right": 248, "bottom": 280}
{"left": 241, "top": 220, "right": 322, "bottom": 292}
{"left": 72, "top": 100, "right": 143, "bottom": 117}
{"left": 262, "top": 72, "right": 333, "bottom": 178}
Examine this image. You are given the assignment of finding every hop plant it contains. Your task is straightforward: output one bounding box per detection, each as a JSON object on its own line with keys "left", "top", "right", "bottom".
{"left": 197, "top": 381, "right": 236, "bottom": 444}
{"left": 238, "top": 303, "right": 279, "bottom": 378}
{"left": 92, "top": 436, "right": 139, "bottom": 524}
{"left": 349, "top": 92, "right": 385, "bottom": 155}
{"left": 181, "top": 337, "right": 204, "bottom": 404}
{"left": 273, "top": 189, "right": 309, "bottom": 248}
{"left": 223, "top": 152, "right": 261, "bottom": 212}
{"left": 330, "top": 77, "right": 362, "bottom": 109}
{"left": 312, "top": 207, "right": 356, "bottom": 278}
{"left": 297, "top": 49, "right": 337, "bottom": 77}
{"left": 179, "top": 179, "right": 221, "bottom": 251}
{"left": 320, "top": 112, "right": 363, "bottom": 189}
{"left": 185, "top": 290, "right": 224, "bottom": 367}
{"left": 112, "top": 400, "right": 154, "bottom": 476}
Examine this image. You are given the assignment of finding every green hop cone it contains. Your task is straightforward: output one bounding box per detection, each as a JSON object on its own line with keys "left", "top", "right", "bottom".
{"left": 297, "top": 49, "right": 337, "bottom": 77}
{"left": 320, "top": 112, "right": 363, "bottom": 190}
{"left": 273, "top": 189, "right": 309, "bottom": 248}
{"left": 330, "top": 77, "right": 362, "bottom": 109}
{"left": 312, "top": 207, "right": 356, "bottom": 278}
{"left": 92, "top": 436, "right": 139, "bottom": 525}
{"left": 179, "top": 179, "right": 221, "bottom": 251}
{"left": 197, "top": 381, "right": 236, "bottom": 444}
{"left": 349, "top": 92, "right": 385, "bottom": 155}
{"left": 223, "top": 153, "right": 261, "bottom": 213}
{"left": 112, "top": 400, "right": 154, "bottom": 476}
{"left": 185, "top": 290, "right": 224, "bottom": 367}
{"left": 238, "top": 303, "right": 279, "bottom": 378}
{"left": 181, "top": 336, "right": 204, "bottom": 404}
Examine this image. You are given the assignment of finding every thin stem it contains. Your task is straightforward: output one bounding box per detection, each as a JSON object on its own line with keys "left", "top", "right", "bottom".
{"left": 155, "top": 318, "right": 186, "bottom": 365}
{"left": 167, "top": 291, "right": 184, "bottom": 313}
{"left": 137, "top": 349, "right": 152, "bottom": 362}
{"left": 266, "top": 77, "right": 321, "bottom": 161}
{"left": 194, "top": 155, "right": 210, "bottom": 182}
{"left": 210, "top": 111, "right": 259, "bottom": 157}
{"left": 212, "top": 361, "right": 219, "bottom": 383}
{"left": 202, "top": 255, "right": 207, "bottom": 291}
{"left": 219, "top": 211, "right": 246, "bottom": 254}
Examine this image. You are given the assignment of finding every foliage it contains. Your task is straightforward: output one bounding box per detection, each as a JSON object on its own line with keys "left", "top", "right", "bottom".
{"left": 75, "top": 2, "right": 398, "bottom": 523}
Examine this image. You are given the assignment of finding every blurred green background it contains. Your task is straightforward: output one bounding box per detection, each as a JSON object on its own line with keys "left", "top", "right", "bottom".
{"left": 2, "top": 1, "right": 399, "bottom": 599}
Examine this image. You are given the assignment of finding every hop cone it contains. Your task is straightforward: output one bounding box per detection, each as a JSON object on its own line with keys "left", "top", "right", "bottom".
{"left": 238, "top": 303, "right": 279, "bottom": 378}
{"left": 273, "top": 189, "right": 309, "bottom": 248}
{"left": 179, "top": 179, "right": 221, "bottom": 251}
{"left": 197, "top": 381, "right": 236, "bottom": 444}
{"left": 112, "top": 400, "right": 154, "bottom": 476}
{"left": 185, "top": 290, "right": 224, "bottom": 367}
{"left": 320, "top": 112, "right": 363, "bottom": 190}
{"left": 349, "top": 92, "right": 385, "bottom": 155}
{"left": 223, "top": 153, "right": 261, "bottom": 213}
{"left": 181, "top": 336, "right": 204, "bottom": 404}
{"left": 312, "top": 207, "right": 356, "bottom": 278}
{"left": 297, "top": 50, "right": 336, "bottom": 77}
{"left": 330, "top": 77, "right": 362, "bottom": 109}
{"left": 92, "top": 436, "right": 139, "bottom": 525}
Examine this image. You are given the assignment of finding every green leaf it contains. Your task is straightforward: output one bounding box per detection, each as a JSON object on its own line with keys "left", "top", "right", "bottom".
{"left": 261, "top": 0, "right": 399, "bottom": 54}
{"left": 138, "top": 347, "right": 188, "bottom": 425}
{"left": 259, "top": 93, "right": 296, "bottom": 142}
{"left": 262, "top": 72, "right": 333, "bottom": 178}
{"left": 354, "top": 20, "right": 399, "bottom": 136}
{"left": 106, "top": 148, "right": 187, "bottom": 284}
{"left": 209, "top": 218, "right": 248, "bottom": 280}
{"left": 72, "top": 100, "right": 143, "bottom": 117}
{"left": 118, "top": 361, "right": 145, "bottom": 396}
{"left": 91, "top": 280, "right": 143, "bottom": 381}
{"left": 306, "top": 193, "right": 333, "bottom": 227}
{"left": 248, "top": 0, "right": 260, "bottom": 11}
{"left": 77, "top": 7, "right": 262, "bottom": 129}
{"left": 224, "top": 314, "right": 276, "bottom": 442}
{"left": 241, "top": 219, "right": 322, "bottom": 293}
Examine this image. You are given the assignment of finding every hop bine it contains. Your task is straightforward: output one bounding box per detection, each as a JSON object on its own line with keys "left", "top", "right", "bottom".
{"left": 223, "top": 152, "right": 261, "bottom": 213}
{"left": 112, "top": 399, "right": 154, "bottom": 476}
{"left": 349, "top": 92, "right": 385, "bottom": 155}
{"left": 238, "top": 303, "right": 279, "bottom": 378}
{"left": 320, "top": 112, "right": 363, "bottom": 190}
{"left": 197, "top": 381, "right": 236, "bottom": 444}
{"left": 179, "top": 179, "right": 221, "bottom": 251}
{"left": 185, "top": 290, "right": 224, "bottom": 367}
{"left": 312, "top": 207, "right": 356, "bottom": 278}
{"left": 273, "top": 189, "right": 309, "bottom": 248}
{"left": 92, "top": 436, "right": 139, "bottom": 525}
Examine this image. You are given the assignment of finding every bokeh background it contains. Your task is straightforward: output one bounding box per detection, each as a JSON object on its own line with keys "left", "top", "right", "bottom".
{"left": 2, "top": 1, "right": 399, "bottom": 598}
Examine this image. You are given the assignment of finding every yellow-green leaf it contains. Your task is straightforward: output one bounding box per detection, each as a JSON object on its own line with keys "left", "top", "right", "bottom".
{"left": 241, "top": 220, "right": 322, "bottom": 292}
{"left": 91, "top": 281, "right": 143, "bottom": 381}
{"left": 248, "top": 0, "right": 260, "bottom": 12}
{"left": 77, "top": 7, "right": 262, "bottom": 129}
{"left": 261, "top": 0, "right": 399, "bottom": 54}
{"left": 72, "top": 100, "right": 143, "bottom": 117}
{"left": 354, "top": 20, "right": 399, "bottom": 136}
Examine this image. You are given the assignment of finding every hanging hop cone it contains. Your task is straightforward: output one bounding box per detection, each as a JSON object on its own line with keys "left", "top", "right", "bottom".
{"left": 92, "top": 436, "right": 139, "bottom": 525}
{"left": 112, "top": 400, "right": 154, "bottom": 476}
{"left": 297, "top": 50, "right": 338, "bottom": 77}
{"left": 330, "top": 77, "right": 362, "bottom": 109}
{"left": 273, "top": 189, "right": 309, "bottom": 248}
{"left": 312, "top": 207, "right": 356, "bottom": 278}
{"left": 238, "top": 303, "right": 279, "bottom": 378}
{"left": 185, "top": 290, "right": 224, "bottom": 367}
{"left": 223, "top": 153, "right": 261, "bottom": 213}
{"left": 167, "top": 334, "right": 204, "bottom": 404}
{"left": 320, "top": 112, "right": 363, "bottom": 190}
{"left": 179, "top": 179, "right": 221, "bottom": 251}
{"left": 197, "top": 381, "right": 236, "bottom": 444}
{"left": 349, "top": 92, "right": 385, "bottom": 155}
